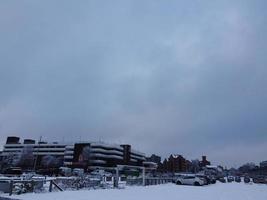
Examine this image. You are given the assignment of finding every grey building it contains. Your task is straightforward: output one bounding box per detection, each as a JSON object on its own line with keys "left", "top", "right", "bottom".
{"left": 1, "top": 136, "right": 146, "bottom": 171}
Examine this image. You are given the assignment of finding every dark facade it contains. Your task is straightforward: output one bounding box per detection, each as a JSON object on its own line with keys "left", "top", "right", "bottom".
{"left": 200, "top": 156, "right": 211, "bottom": 167}
{"left": 23, "top": 139, "right": 36, "bottom": 144}
{"left": 6, "top": 136, "right": 20, "bottom": 144}
{"left": 66, "top": 142, "right": 146, "bottom": 170}
{"left": 121, "top": 144, "right": 131, "bottom": 165}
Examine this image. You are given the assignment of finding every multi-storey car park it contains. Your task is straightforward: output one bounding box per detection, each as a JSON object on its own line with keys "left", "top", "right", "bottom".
{"left": 1, "top": 136, "right": 156, "bottom": 172}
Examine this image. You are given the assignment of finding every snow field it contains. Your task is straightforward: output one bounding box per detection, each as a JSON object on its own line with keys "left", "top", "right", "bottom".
{"left": 8, "top": 182, "right": 267, "bottom": 200}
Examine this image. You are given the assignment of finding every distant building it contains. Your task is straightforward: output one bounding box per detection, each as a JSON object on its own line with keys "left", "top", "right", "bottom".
{"left": 200, "top": 156, "right": 211, "bottom": 167}
{"left": 1, "top": 136, "right": 146, "bottom": 171}
{"left": 0, "top": 151, "right": 3, "bottom": 163}
{"left": 145, "top": 154, "right": 161, "bottom": 171}
{"left": 260, "top": 161, "right": 267, "bottom": 168}
{"left": 147, "top": 154, "right": 161, "bottom": 164}
{"left": 238, "top": 163, "right": 257, "bottom": 173}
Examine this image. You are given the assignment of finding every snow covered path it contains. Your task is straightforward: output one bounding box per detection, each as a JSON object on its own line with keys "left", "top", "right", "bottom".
{"left": 9, "top": 183, "right": 267, "bottom": 200}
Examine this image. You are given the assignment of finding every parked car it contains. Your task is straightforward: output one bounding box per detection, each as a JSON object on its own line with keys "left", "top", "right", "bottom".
{"left": 253, "top": 176, "right": 267, "bottom": 184}
{"left": 196, "top": 175, "right": 209, "bottom": 185}
{"left": 227, "top": 176, "right": 234, "bottom": 182}
{"left": 218, "top": 177, "right": 226, "bottom": 183}
{"left": 244, "top": 176, "right": 251, "bottom": 183}
{"left": 209, "top": 176, "right": 216, "bottom": 184}
{"left": 175, "top": 175, "right": 205, "bottom": 186}
{"left": 235, "top": 176, "right": 241, "bottom": 183}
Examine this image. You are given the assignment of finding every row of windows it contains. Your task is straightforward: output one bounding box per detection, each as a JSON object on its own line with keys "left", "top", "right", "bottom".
{"left": 91, "top": 146, "right": 145, "bottom": 159}
{"left": 64, "top": 158, "right": 73, "bottom": 162}
{"left": 91, "top": 146, "right": 124, "bottom": 153}
{"left": 90, "top": 151, "right": 123, "bottom": 157}
{"left": 131, "top": 151, "right": 146, "bottom": 158}
{"left": 3, "top": 150, "right": 145, "bottom": 159}
{"left": 3, "top": 150, "right": 65, "bottom": 154}
{"left": 4, "top": 145, "right": 66, "bottom": 149}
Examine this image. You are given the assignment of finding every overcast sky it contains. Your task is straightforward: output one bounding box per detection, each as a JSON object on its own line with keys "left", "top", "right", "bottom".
{"left": 0, "top": 0, "right": 267, "bottom": 168}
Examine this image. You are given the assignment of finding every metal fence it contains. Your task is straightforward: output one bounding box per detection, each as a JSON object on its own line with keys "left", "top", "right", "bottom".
{"left": 0, "top": 179, "right": 44, "bottom": 196}
{"left": 1, "top": 176, "right": 175, "bottom": 196}
{"left": 126, "top": 177, "right": 174, "bottom": 186}
{"left": 145, "top": 178, "right": 174, "bottom": 185}
{"left": 53, "top": 177, "right": 102, "bottom": 190}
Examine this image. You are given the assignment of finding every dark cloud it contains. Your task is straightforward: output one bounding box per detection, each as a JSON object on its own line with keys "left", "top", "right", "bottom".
{"left": 1, "top": 0, "right": 267, "bottom": 167}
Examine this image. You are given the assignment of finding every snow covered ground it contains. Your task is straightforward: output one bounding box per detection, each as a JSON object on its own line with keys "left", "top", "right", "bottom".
{"left": 7, "top": 182, "right": 267, "bottom": 200}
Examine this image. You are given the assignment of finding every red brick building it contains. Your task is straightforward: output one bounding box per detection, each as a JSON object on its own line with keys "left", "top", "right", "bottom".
{"left": 160, "top": 154, "right": 189, "bottom": 172}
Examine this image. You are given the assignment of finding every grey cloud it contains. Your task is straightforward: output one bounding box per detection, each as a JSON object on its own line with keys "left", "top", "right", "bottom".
{"left": 1, "top": 0, "right": 267, "bottom": 167}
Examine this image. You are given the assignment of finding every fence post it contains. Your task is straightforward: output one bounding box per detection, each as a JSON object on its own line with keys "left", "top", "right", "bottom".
{"left": 142, "top": 167, "right": 145, "bottom": 186}
{"left": 31, "top": 180, "right": 34, "bottom": 192}
{"left": 9, "top": 180, "right": 13, "bottom": 196}
{"left": 49, "top": 180, "right": 53, "bottom": 192}
{"left": 114, "top": 167, "right": 119, "bottom": 188}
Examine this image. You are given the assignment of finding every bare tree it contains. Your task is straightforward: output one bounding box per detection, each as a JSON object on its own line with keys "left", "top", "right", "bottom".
{"left": 190, "top": 159, "right": 200, "bottom": 173}
{"left": 18, "top": 146, "right": 34, "bottom": 168}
